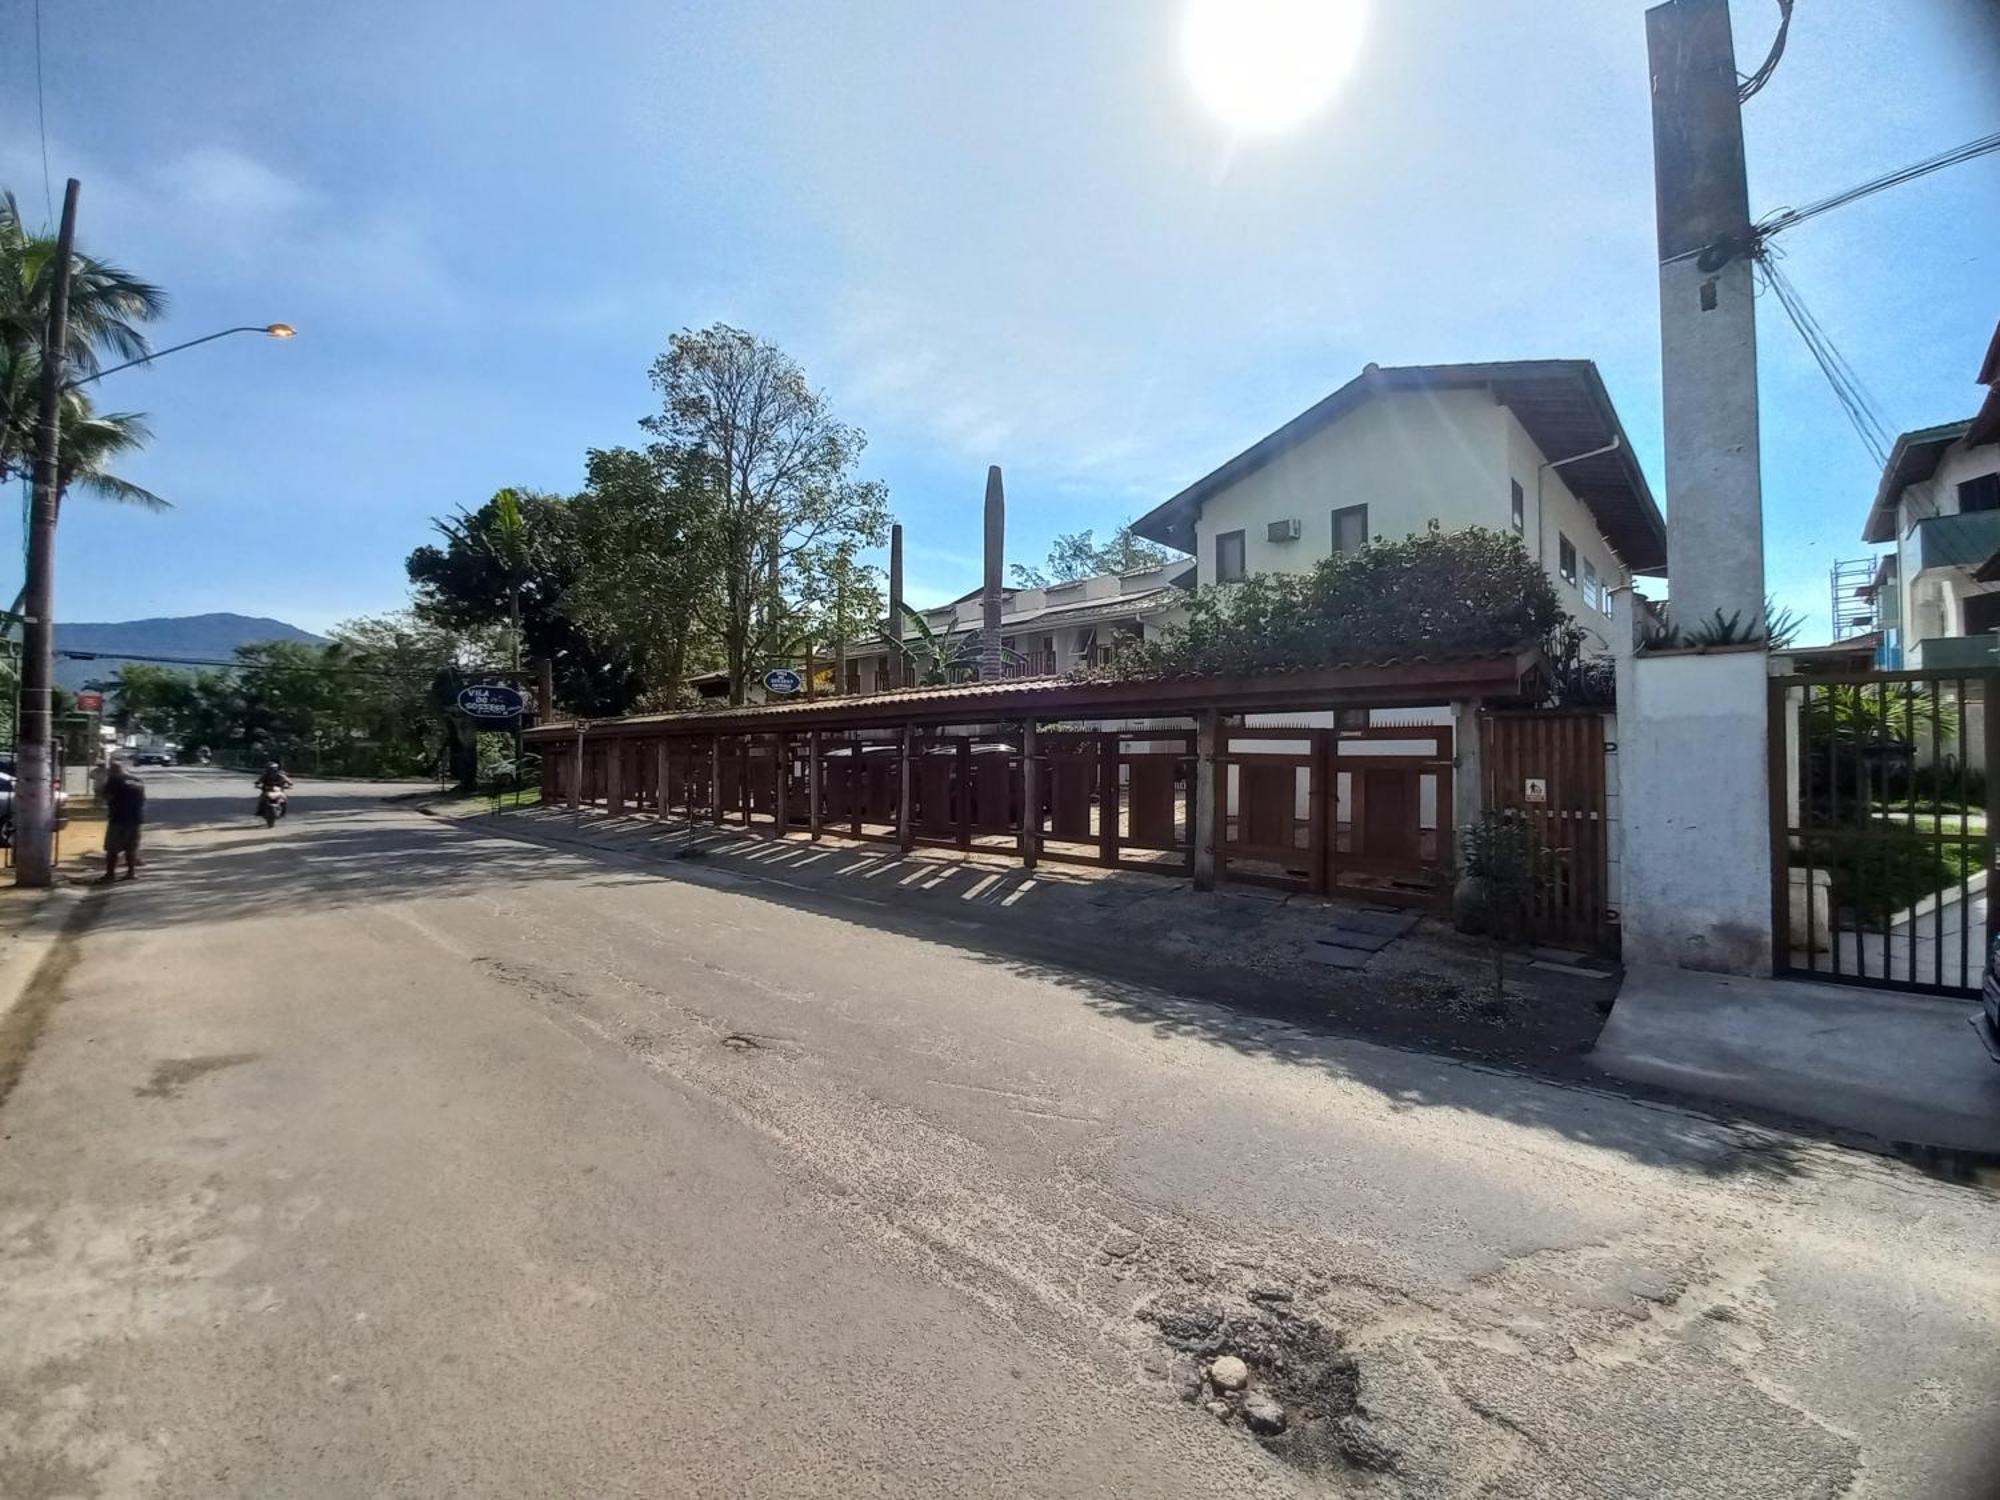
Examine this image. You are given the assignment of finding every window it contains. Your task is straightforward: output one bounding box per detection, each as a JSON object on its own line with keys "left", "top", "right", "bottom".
{"left": 845, "top": 660, "right": 861, "bottom": 695}
{"left": 1960, "top": 473, "right": 2000, "bottom": 514}
{"left": 1558, "top": 534, "right": 1577, "bottom": 586}
{"left": 1581, "top": 558, "right": 1599, "bottom": 611}
{"left": 1966, "top": 592, "right": 2000, "bottom": 637}
{"left": 1215, "top": 529, "right": 1247, "bottom": 582}
{"left": 1510, "top": 479, "right": 1525, "bottom": 534}
{"left": 1331, "top": 504, "right": 1368, "bottom": 555}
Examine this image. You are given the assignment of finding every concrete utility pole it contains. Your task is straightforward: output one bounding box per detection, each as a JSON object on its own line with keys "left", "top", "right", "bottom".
{"left": 1647, "top": 0, "right": 1763, "bottom": 632}
{"left": 980, "top": 467, "right": 1005, "bottom": 682}
{"left": 16, "top": 179, "right": 79, "bottom": 889}
{"left": 1617, "top": 0, "right": 1774, "bottom": 975}
{"left": 887, "top": 523, "right": 904, "bottom": 690}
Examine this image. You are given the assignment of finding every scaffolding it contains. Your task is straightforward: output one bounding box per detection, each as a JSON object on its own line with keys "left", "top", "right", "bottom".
{"left": 1829, "top": 556, "right": 1879, "bottom": 640}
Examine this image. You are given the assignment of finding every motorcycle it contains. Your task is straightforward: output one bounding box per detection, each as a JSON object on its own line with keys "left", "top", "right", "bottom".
{"left": 255, "top": 782, "right": 288, "bottom": 828}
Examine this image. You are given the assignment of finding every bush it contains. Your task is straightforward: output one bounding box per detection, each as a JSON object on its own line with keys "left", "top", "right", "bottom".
{"left": 1094, "top": 526, "right": 1565, "bottom": 679}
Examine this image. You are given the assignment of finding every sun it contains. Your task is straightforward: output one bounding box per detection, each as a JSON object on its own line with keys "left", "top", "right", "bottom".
{"left": 1180, "top": 0, "right": 1367, "bottom": 136}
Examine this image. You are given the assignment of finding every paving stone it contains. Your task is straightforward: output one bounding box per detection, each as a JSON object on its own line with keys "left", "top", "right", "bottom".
{"left": 1318, "top": 927, "right": 1396, "bottom": 954}
{"left": 1307, "top": 945, "right": 1372, "bottom": 970}
{"left": 1329, "top": 908, "right": 1419, "bottom": 939}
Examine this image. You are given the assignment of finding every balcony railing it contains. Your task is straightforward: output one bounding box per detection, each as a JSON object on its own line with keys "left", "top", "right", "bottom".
{"left": 1911, "top": 634, "right": 2000, "bottom": 670}
{"left": 1908, "top": 510, "right": 2000, "bottom": 576}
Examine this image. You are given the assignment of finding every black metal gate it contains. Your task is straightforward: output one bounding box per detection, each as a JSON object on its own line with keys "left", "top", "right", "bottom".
{"left": 1769, "top": 666, "right": 1999, "bottom": 996}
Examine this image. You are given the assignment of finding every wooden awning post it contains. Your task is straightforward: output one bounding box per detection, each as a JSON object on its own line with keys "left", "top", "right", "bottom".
{"left": 656, "top": 739, "right": 671, "bottom": 822}
{"left": 710, "top": 735, "right": 723, "bottom": 825}
{"left": 808, "top": 730, "right": 823, "bottom": 841}
{"left": 1193, "top": 709, "right": 1220, "bottom": 891}
{"left": 774, "top": 734, "right": 790, "bottom": 835}
{"left": 955, "top": 736, "right": 972, "bottom": 851}
{"left": 1097, "top": 731, "right": 1118, "bottom": 865}
{"left": 1019, "top": 720, "right": 1040, "bottom": 871}
{"left": 569, "top": 725, "right": 584, "bottom": 812}
{"left": 897, "top": 722, "right": 915, "bottom": 852}
{"left": 605, "top": 741, "right": 624, "bottom": 815}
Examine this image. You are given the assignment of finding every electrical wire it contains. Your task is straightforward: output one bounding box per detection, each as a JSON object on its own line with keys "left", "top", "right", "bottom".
{"left": 1737, "top": 0, "right": 1794, "bottom": 104}
{"left": 32, "top": 0, "right": 53, "bottom": 224}
{"left": 1754, "top": 247, "right": 1892, "bottom": 468}
{"left": 55, "top": 646, "right": 522, "bottom": 679}
{"left": 1758, "top": 130, "right": 2000, "bottom": 238}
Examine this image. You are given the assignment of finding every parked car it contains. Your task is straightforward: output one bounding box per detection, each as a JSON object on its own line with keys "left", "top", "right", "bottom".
{"left": 131, "top": 749, "right": 173, "bottom": 767}
{"left": 0, "top": 756, "right": 70, "bottom": 847}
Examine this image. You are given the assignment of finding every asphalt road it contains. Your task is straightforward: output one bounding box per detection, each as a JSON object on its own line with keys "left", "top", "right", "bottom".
{"left": 2, "top": 768, "right": 1996, "bottom": 1497}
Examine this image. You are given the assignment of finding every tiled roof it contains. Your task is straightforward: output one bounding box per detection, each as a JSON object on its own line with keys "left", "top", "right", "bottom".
{"left": 530, "top": 649, "right": 1539, "bottom": 740}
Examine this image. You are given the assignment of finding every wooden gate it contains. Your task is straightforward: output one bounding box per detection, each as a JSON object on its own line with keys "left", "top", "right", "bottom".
{"left": 1482, "top": 711, "right": 1613, "bottom": 951}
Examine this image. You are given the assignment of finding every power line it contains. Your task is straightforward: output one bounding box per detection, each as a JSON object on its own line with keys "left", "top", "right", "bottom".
{"left": 1758, "top": 130, "right": 2000, "bottom": 239}
{"left": 1737, "top": 0, "right": 1794, "bottom": 104}
{"left": 1754, "top": 247, "right": 1892, "bottom": 468}
{"left": 32, "top": 0, "right": 52, "bottom": 224}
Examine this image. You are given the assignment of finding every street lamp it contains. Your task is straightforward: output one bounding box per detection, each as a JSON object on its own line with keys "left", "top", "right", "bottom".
{"left": 64, "top": 323, "right": 297, "bottom": 391}
{"left": 14, "top": 181, "right": 296, "bottom": 887}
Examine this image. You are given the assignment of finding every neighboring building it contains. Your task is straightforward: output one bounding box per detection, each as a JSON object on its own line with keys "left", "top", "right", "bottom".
{"left": 1129, "top": 359, "right": 1667, "bottom": 647}
{"left": 835, "top": 562, "right": 1193, "bottom": 695}
{"left": 1859, "top": 417, "right": 2000, "bottom": 670}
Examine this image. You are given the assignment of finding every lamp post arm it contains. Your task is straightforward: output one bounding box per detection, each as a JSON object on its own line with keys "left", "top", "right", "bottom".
{"left": 63, "top": 326, "right": 288, "bottom": 391}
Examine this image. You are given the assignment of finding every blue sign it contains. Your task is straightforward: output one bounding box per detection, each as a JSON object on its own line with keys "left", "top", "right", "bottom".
{"left": 458, "top": 683, "right": 526, "bottom": 720}
{"left": 762, "top": 668, "right": 804, "bottom": 696}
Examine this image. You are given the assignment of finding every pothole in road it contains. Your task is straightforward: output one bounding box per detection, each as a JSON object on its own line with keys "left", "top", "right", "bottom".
{"left": 719, "top": 1033, "right": 767, "bottom": 1051}
{"left": 1139, "top": 1288, "right": 1400, "bottom": 1479}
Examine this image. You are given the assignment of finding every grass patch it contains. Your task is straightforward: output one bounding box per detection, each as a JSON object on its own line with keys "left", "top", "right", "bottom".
{"left": 1805, "top": 820, "right": 1983, "bottom": 924}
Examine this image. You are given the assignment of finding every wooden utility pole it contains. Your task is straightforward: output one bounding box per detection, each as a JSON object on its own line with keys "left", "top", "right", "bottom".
{"left": 1647, "top": 0, "right": 1763, "bottom": 630}
{"left": 886, "top": 524, "right": 904, "bottom": 691}
{"left": 15, "top": 179, "right": 78, "bottom": 888}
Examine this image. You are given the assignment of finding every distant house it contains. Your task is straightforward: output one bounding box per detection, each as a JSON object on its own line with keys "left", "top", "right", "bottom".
{"left": 836, "top": 562, "right": 1193, "bottom": 694}
{"left": 1129, "top": 359, "right": 1666, "bottom": 648}
{"left": 1859, "top": 417, "right": 2000, "bottom": 670}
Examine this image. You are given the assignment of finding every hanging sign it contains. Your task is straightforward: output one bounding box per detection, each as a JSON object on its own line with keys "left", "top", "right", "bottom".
{"left": 458, "top": 683, "right": 526, "bottom": 720}
{"left": 762, "top": 668, "right": 804, "bottom": 696}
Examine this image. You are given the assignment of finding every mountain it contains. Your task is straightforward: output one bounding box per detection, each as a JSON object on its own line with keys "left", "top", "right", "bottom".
{"left": 52, "top": 613, "right": 328, "bottom": 693}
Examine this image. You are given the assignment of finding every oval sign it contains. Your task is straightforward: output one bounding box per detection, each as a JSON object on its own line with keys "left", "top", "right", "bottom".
{"left": 762, "top": 668, "right": 804, "bottom": 696}
{"left": 458, "top": 683, "right": 526, "bottom": 720}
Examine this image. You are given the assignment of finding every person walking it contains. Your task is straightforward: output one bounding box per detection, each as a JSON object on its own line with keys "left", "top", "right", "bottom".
{"left": 100, "top": 760, "right": 146, "bottom": 883}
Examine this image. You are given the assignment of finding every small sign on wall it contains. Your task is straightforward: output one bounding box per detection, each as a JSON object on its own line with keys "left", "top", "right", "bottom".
{"left": 1523, "top": 777, "right": 1548, "bottom": 805}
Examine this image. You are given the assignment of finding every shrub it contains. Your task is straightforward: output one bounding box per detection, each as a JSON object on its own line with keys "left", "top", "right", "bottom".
{"left": 1095, "top": 527, "right": 1565, "bottom": 679}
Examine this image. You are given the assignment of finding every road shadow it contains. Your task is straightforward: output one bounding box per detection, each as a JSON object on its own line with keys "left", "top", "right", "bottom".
{"left": 72, "top": 796, "right": 1862, "bottom": 1188}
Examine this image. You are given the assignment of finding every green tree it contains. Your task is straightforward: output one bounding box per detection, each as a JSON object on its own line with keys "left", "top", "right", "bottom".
{"left": 0, "top": 189, "right": 167, "bottom": 483}
{"left": 642, "top": 324, "right": 889, "bottom": 704}
{"left": 1010, "top": 523, "right": 1173, "bottom": 588}
{"left": 1108, "top": 527, "right": 1565, "bottom": 679}
{"left": 569, "top": 445, "right": 719, "bottom": 708}
{"left": 407, "top": 489, "right": 644, "bottom": 717}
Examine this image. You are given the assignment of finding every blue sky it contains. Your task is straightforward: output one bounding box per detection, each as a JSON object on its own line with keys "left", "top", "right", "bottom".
{"left": 3, "top": 0, "right": 1995, "bottom": 636}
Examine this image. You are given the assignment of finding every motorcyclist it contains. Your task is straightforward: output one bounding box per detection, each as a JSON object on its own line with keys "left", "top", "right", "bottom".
{"left": 255, "top": 762, "right": 294, "bottom": 822}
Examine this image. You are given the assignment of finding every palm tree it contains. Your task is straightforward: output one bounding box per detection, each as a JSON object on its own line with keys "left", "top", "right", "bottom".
{"left": 55, "top": 398, "right": 167, "bottom": 512}
{"left": 0, "top": 189, "right": 168, "bottom": 479}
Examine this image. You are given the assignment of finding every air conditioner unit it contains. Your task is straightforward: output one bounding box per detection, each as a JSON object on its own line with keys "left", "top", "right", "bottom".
{"left": 1267, "top": 517, "right": 1302, "bottom": 543}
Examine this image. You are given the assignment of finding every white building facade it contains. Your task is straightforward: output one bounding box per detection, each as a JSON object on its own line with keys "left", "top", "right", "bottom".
{"left": 1130, "top": 360, "right": 1667, "bottom": 641}
{"left": 1860, "top": 418, "right": 2000, "bottom": 671}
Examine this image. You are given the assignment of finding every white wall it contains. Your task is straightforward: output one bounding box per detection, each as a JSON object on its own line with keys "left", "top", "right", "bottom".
{"left": 1614, "top": 631, "right": 1771, "bottom": 974}
{"left": 1191, "top": 387, "right": 1507, "bottom": 585}
{"left": 1188, "top": 387, "right": 1634, "bottom": 647}
{"left": 1501, "top": 408, "right": 1629, "bottom": 642}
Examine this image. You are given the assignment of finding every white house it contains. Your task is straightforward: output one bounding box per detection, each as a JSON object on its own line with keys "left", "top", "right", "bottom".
{"left": 1129, "top": 359, "right": 1667, "bottom": 642}
{"left": 1859, "top": 417, "right": 2000, "bottom": 670}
